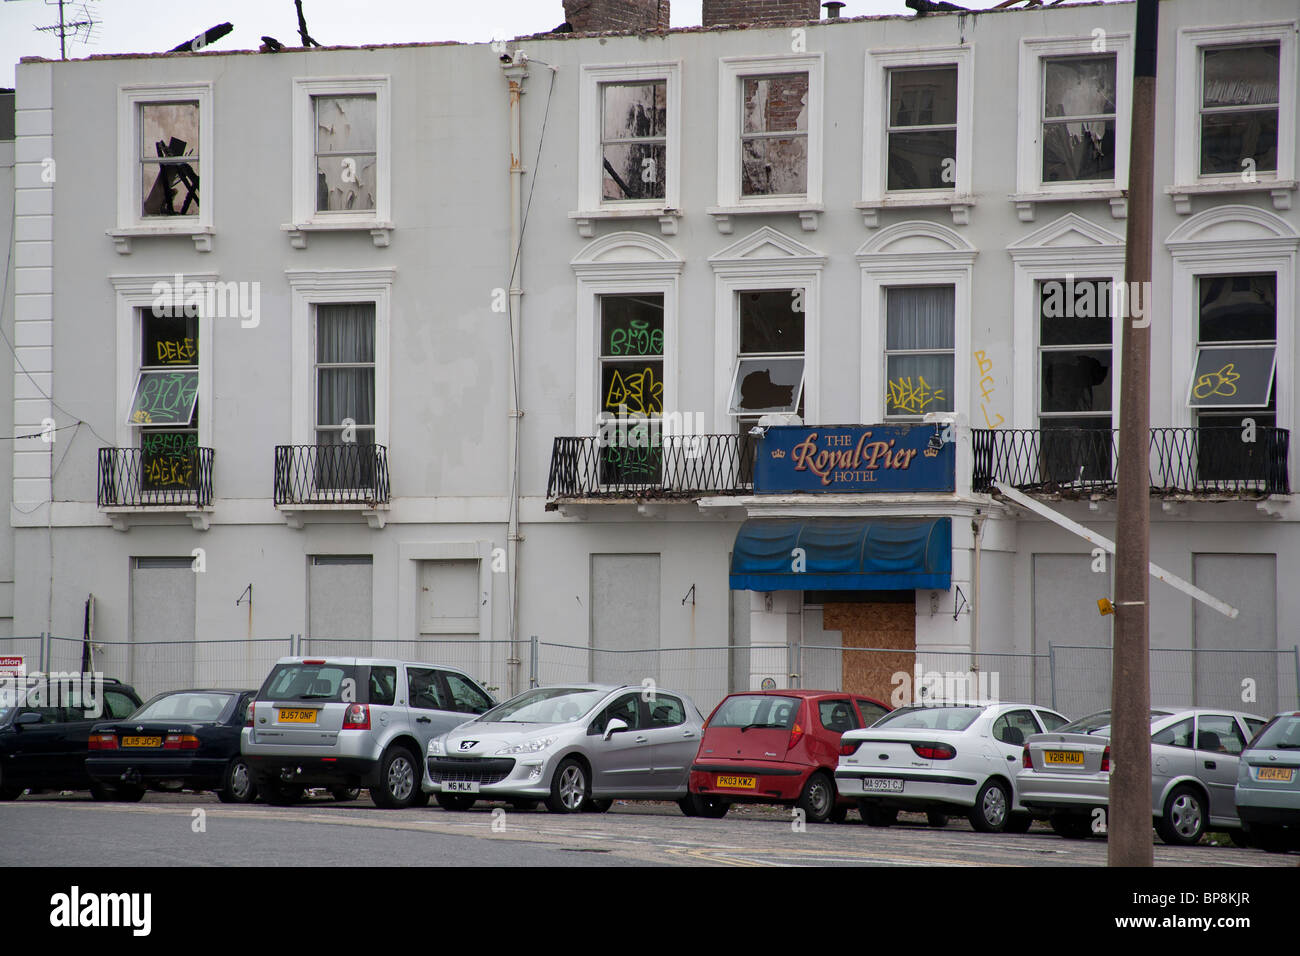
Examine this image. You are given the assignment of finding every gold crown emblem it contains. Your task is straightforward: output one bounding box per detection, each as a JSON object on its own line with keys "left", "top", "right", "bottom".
{"left": 770, "top": 448, "right": 787, "bottom": 459}
{"left": 922, "top": 446, "right": 939, "bottom": 458}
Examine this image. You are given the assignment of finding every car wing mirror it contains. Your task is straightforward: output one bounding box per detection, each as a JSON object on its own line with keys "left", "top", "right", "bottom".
{"left": 14, "top": 711, "right": 42, "bottom": 726}
{"left": 603, "top": 718, "right": 629, "bottom": 741}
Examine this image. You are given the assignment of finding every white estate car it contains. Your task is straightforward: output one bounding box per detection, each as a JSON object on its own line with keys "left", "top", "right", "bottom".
{"left": 835, "top": 701, "right": 1069, "bottom": 832}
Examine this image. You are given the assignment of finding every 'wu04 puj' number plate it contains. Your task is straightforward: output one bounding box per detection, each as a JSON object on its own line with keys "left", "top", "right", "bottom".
{"left": 716, "top": 775, "right": 757, "bottom": 789}
{"left": 1044, "top": 751, "right": 1085, "bottom": 766}
{"left": 277, "top": 709, "right": 318, "bottom": 724}
{"left": 1258, "top": 767, "right": 1294, "bottom": 782}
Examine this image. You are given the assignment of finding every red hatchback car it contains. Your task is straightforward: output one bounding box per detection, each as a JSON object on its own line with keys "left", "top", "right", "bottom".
{"left": 688, "top": 690, "right": 890, "bottom": 823}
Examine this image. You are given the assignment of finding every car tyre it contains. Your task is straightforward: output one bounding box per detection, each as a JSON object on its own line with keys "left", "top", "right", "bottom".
{"left": 1156, "top": 785, "right": 1206, "bottom": 846}
{"left": 546, "top": 758, "right": 590, "bottom": 813}
{"left": 329, "top": 787, "right": 360, "bottom": 803}
{"left": 113, "top": 785, "right": 147, "bottom": 803}
{"left": 969, "top": 779, "right": 1012, "bottom": 833}
{"left": 1004, "top": 812, "right": 1034, "bottom": 834}
{"left": 796, "top": 772, "right": 836, "bottom": 824}
{"left": 1050, "top": 814, "right": 1093, "bottom": 839}
{"left": 217, "top": 758, "right": 257, "bottom": 804}
{"left": 584, "top": 798, "right": 613, "bottom": 813}
{"left": 509, "top": 799, "right": 539, "bottom": 811}
{"left": 830, "top": 804, "right": 850, "bottom": 824}
{"left": 261, "top": 780, "right": 305, "bottom": 806}
{"left": 860, "top": 802, "right": 898, "bottom": 827}
{"left": 0, "top": 765, "right": 22, "bottom": 801}
{"left": 926, "top": 811, "right": 950, "bottom": 828}
{"left": 435, "top": 794, "right": 476, "bottom": 811}
{"left": 89, "top": 783, "right": 114, "bottom": 802}
{"left": 371, "top": 746, "right": 421, "bottom": 810}
{"left": 678, "top": 796, "right": 698, "bottom": 817}
{"left": 688, "top": 793, "right": 729, "bottom": 819}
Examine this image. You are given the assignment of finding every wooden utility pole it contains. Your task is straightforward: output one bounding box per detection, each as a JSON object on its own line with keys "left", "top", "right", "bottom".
{"left": 1109, "top": 0, "right": 1158, "bottom": 867}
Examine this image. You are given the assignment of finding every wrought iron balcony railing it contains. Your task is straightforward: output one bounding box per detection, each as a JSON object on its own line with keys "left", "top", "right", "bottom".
{"left": 547, "top": 434, "right": 756, "bottom": 499}
{"left": 973, "top": 426, "right": 1290, "bottom": 497}
{"left": 274, "top": 444, "right": 390, "bottom": 505}
{"left": 98, "top": 446, "right": 214, "bottom": 508}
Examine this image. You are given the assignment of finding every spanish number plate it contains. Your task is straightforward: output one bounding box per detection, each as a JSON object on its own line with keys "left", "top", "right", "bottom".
{"left": 716, "top": 775, "right": 757, "bottom": 790}
{"left": 1258, "top": 767, "right": 1294, "bottom": 782}
{"left": 277, "top": 708, "right": 318, "bottom": 723}
{"left": 862, "top": 777, "right": 904, "bottom": 793}
{"left": 1044, "top": 751, "right": 1085, "bottom": 766}
{"left": 121, "top": 736, "right": 161, "bottom": 748}
{"left": 445, "top": 781, "right": 480, "bottom": 793}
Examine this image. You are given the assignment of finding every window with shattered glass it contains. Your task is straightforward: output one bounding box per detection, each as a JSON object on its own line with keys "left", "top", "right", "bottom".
{"left": 597, "top": 294, "right": 665, "bottom": 485}
{"left": 886, "top": 67, "right": 956, "bottom": 191}
{"left": 601, "top": 81, "right": 667, "bottom": 202}
{"left": 1041, "top": 55, "right": 1116, "bottom": 183}
{"left": 732, "top": 290, "right": 806, "bottom": 484}
{"left": 140, "top": 102, "right": 200, "bottom": 217}
{"left": 1199, "top": 43, "right": 1279, "bottom": 176}
{"left": 740, "top": 74, "right": 809, "bottom": 197}
{"left": 315, "top": 94, "right": 378, "bottom": 212}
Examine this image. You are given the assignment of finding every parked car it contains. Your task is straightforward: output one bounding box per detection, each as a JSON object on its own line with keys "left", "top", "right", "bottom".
{"left": 87, "top": 689, "right": 257, "bottom": 803}
{"left": 0, "top": 678, "right": 142, "bottom": 800}
{"left": 1018, "top": 707, "right": 1267, "bottom": 845}
{"left": 1235, "top": 710, "right": 1300, "bottom": 852}
{"left": 688, "top": 690, "right": 890, "bottom": 822}
{"left": 242, "top": 657, "right": 495, "bottom": 808}
{"left": 836, "top": 701, "right": 1070, "bottom": 832}
{"left": 425, "top": 684, "right": 705, "bottom": 813}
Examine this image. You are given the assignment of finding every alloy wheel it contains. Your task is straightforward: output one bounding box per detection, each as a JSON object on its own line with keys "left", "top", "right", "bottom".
{"left": 388, "top": 755, "right": 414, "bottom": 802}
{"left": 559, "top": 765, "right": 585, "bottom": 810}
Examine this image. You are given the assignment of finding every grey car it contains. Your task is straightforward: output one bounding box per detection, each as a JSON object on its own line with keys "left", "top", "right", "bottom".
{"left": 1018, "top": 707, "right": 1267, "bottom": 845}
{"left": 1235, "top": 710, "right": 1300, "bottom": 852}
{"left": 424, "top": 683, "right": 705, "bottom": 813}
{"left": 242, "top": 657, "right": 495, "bottom": 808}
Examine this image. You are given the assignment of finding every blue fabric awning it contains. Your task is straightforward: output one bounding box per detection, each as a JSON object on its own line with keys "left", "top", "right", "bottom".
{"left": 730, "top": 517, "right": 951, "bottom": 592}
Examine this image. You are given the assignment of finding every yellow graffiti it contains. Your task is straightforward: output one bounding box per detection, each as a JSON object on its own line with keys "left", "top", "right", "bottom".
{"left": 1192, "top": 363, "right": 1240, "bottom": 400}
{"left": 604, "top": 366, "right": 663, "bottom": 416}
{"left": 888, "top": 376, "right": 946, "bottom": 415}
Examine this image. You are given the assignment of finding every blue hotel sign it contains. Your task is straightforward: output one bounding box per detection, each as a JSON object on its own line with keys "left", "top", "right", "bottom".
{"left": 753, "top": 424, "right": 955, "bottom": 494}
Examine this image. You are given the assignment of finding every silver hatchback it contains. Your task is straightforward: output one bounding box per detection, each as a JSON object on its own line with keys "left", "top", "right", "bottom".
{"left": 242, "top": 657, "right": 495, "bottom": 808}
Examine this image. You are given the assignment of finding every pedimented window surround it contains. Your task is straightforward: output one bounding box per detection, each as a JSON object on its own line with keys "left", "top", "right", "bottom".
{"left": 1006, "top": 213, "right": 1127, "bottom": 429}
{"left": 710, "top": 227, "right": 825, "bottom": 429}
{"left": 857, "top": 221, "right": 975, "bottom": 423}
{"left": 572, "top": 232, "right": 684, "bottom": 436}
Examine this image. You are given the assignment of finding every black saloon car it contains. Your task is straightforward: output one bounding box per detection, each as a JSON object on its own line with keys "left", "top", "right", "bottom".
{"left": 87, "top": 689, "right": 257, "bottom": 803}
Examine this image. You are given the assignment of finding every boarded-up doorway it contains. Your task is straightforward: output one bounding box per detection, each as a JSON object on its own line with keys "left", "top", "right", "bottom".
{"left": 591, "top": 554, "right": 660, "bottom": 683}
{"left": 130, "top": 557, "right": 197, "bottom": 694}
{"left": 822, "top": 592, "right": 915, "bottom": 703}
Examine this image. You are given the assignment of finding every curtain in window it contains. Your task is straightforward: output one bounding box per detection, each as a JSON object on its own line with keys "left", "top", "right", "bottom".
{"left": 316, "top": 303, "right": 375, "bottom": 437}
{"left": 886, "top": 287, "right": 954, "bottom": 415}
{"left": 886, "top": 286, "right": 954, "bottom": 350}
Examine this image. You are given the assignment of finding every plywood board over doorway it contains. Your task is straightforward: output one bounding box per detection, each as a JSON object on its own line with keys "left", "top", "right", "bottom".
{"left": 823, "top": 600, "right": 916, "bottom": 704}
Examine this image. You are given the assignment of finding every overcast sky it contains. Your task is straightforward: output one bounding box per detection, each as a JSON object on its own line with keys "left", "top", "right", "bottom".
{"left": 0, "top": 0, "right": 1126, "bottom": 88}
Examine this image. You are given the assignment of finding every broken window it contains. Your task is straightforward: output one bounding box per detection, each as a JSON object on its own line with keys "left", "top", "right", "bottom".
{"left": 131, "top": 309, "right": 199, "bottom": 493}
{"left": 1042, "top": 55, "right": 1117, "bottom": 183}
{"left": 1199, "top": 43, "right": 1279, "bottom": 176}
{"left": 598, "top": 294, "right": 665, "bottom": 485}
{"left": 140, "top": 102, "right": 200, "bottom": 217}
{"left": 1037, "top": 278, "right": 1113, "bottom": 482}
{"left": 884, "top": 286, "right": 953, "bottom": 418}
{"left": 740, "top": 74, "right": 809, "bottom": 197}
{"left": 315, "top": 94, "right": 378, "bottom": 212}
{"left": 729, "top": 290, "right": 805, "bottom": 415}
{"left": 886, "top": 67, "right": 956, "bottom": 191}
{"left": 601, "top": 81, "right": 667, "bottom": 202}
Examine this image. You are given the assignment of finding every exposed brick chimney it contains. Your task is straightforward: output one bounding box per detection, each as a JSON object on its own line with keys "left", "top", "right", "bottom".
{"left": 563, "top": 0, "right": 670, "bottom": 33}
{"left": 702, "top": 0, "right": 823, "bottom": 27}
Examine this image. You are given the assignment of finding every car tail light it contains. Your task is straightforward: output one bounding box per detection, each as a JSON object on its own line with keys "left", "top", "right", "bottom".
{"left": 1022, "top": 746, "right": 1032, "bottom": 769}
{"left": 912, "top": 742, "right": 956, "bottom": 760}
{"left": 840, "top": 740, "right": 862, "bottom": 756}
{"left": 343, "top": 704, "right": 370, "bottom": 730}
{"left": 1101, "top": 746, "right": 1110, "bottom": 772}
{"left": 245, "top": 704, "right": 254, "bottom": 728}
{"left": 788, "top": 722, "right": 804, "bottom": 751}
{"left": 163, "top": 734, "right": 200, "bottom": 750}
{"left": 89, "top": 733, "right": 118, "bottom": 751}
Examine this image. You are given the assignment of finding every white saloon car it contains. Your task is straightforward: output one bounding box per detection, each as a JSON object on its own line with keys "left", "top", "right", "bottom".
{"left": 835, "top": 701, "right": 1069, "bottom": 832}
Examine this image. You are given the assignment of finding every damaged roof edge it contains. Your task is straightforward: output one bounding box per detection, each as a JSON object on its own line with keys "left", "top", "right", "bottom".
{"left": 13, "top": 0, "right": 1131, "bottom": 67}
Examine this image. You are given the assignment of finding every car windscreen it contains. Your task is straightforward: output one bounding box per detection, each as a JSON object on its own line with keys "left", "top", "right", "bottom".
{"left": 132, "top": 692, "right": 234, "bottom": 723}
{"left": 1252, "top": 715, "right": 1300, "bottom": 750}
{"left": 478, "top": 687, "right": 607, "bottom": 724}
{"left": 709, "top": 695, "right": 800, "bottom": 730}
{"left": 1060, "top": 709, "right": 1174, "bottom": 736}
{"left": 259, "top": 663, "right": 356, "bottom": 703}
{"left": 872, "top": 706, "right": 983, "bottom": 732}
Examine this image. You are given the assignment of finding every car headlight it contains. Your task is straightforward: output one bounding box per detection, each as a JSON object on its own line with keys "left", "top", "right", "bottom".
{"left": 427, "top": 738, "right": 444, "bottom": 756}
{"left": 496, "top": 736, "right": 558, "bottom": 756}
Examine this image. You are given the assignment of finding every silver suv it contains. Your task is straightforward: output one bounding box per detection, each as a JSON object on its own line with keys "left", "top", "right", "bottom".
{"left": 242, "top": 657, "right": 495, "bottom": 809}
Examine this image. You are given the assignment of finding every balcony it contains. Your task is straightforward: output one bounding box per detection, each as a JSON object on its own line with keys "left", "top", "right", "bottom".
{"left": 274, "top": 443, "right": 390, "bottom": 507}
{"left": 973, "top": 426, "right": 1290, "bottom": 498}
{"left": 98, "top": 446, "right": 214, "bottom": 530}
{"left": 547, "top": 434, "right": 755, "bottom": 502}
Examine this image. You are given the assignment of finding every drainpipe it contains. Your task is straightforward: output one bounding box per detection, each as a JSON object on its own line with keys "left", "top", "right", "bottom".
{"left": 503, "top": 52, "right": 529, "bottom": 697}
{"left": 971, "top": 513, "right": 984, "bottom": 670}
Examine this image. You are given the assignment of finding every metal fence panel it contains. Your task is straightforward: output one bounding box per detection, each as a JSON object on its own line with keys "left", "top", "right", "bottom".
{"left": 536, "top": 643, "right": 744, "bottom": 715}
{"left": 301, "top": 639, "right": 515, "bottom": 697}
{"left": 0, "top": 636, "right": 46, "bottom": 672}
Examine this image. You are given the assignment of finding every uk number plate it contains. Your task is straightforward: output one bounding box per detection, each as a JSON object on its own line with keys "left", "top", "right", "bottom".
{"left": 445, "top": 781, "right": 480, "bottom": 793}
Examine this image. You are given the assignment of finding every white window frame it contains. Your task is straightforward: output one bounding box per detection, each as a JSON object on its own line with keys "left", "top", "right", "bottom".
{"left": 711, "top": 54, "right": 824, "bottom": 234}
{"left": 857, "top": 221, "right": 974, "bottom": 424}
{"left": 1007, "top": 213, "right": 1126, "bottom": 429}
{"left": 572, "top": 61, "right": 682, "bottom": 237}
{"left": 881, "top": 286, "right": 957, "bottom": 423}
{"left": 286, "top": 268, "right": 394, "bottom": 450}
{"left": 1169, "top": 21, "right": 1298, "bottom": 214}
{"left": 110, "top": 273, "right": 215, "bottom": 453}
{"left": 711, "top": 227, "right": 824, "bottom": 430}
{"left": 860, "top": 46, "right": 973, "bottom": 228}
{"left": 112, "top": 84, "right": 214, "bottom": 253}
{"left": 572, "top": 233, "right": 683, "bottom": 437}
{"left": 1013, "top": 34, "right": 1132, "bottom": 223}
{"left": 286, "top": 76, "right": 392, "bottom": 247}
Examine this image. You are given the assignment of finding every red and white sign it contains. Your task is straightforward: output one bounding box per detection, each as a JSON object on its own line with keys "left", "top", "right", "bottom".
{"left": 0, "top": 656, "right": 25, "bottom": 678}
